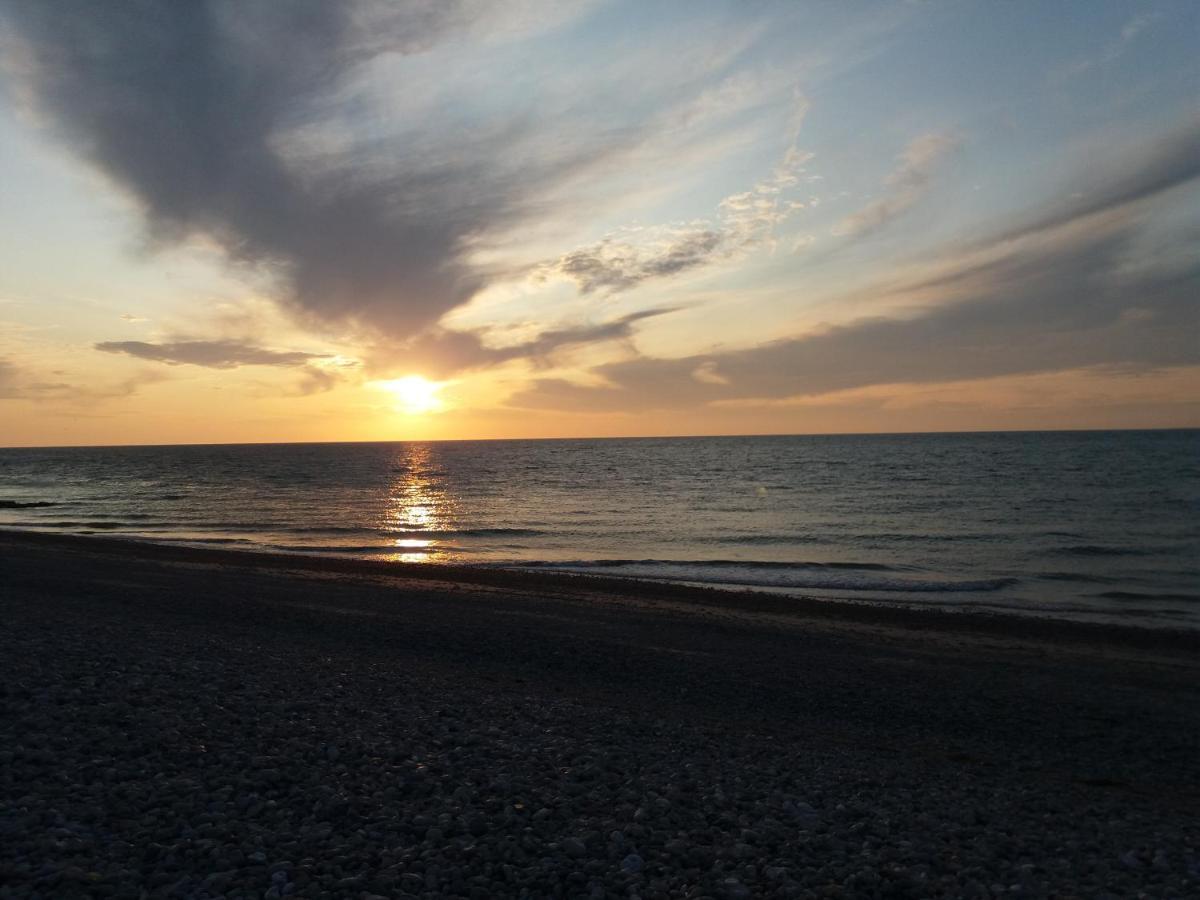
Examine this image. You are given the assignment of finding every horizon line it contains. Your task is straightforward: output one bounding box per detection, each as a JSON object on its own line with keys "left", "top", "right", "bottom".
{"left": 1, "top": 425, "right": 1196, "bottom": 452}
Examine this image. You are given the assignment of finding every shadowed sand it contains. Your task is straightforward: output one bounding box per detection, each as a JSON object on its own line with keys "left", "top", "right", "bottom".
{"left": 1, "top": 530, "right": 1197, "bottom": 898}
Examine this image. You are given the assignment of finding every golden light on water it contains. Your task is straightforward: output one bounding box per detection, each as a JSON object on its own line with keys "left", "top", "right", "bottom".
{"left": 394, "top": 538, "right": 433, "bottom": 549}
{"left": 402, "top": 504, "right": 432, "bottom": 528}
{"left": 381, "top": 443, "right": 463, "bottom": 563}
{"left": 374, "top": 376, "right": 445, "bottom": 415}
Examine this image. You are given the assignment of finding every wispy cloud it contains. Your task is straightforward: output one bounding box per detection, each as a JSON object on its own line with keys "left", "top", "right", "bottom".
{"left": 95, "top": 340, "right": 326, "bottom": 369}
{"left": 1051, "top": 11, "right": 1162, "bottom": 82}
{"left": 1120, "top": 12, "right": 1160, "bottom": 43}
{"left": 0, "top": 358, "right": 20, "bottom": 399}
{"left": 833, "top": 132, "right": 960, "bottom": 240}
{"left": 513, "top": 123, "right": 1200, "bottom": 412}
{"left": 0, "top": 357, "right": 168, "bottom": 402}
{"left": 373, "top": 308, "right": 679, "bottom": 379}
{"left": 291, "top": 365, "right": 344, "bottom": 397}
{"left": 982, "top": 118, "right": 1200, "bottom": 244}
{"left": 543, "top": 100, "right": 813, "bottom": 295}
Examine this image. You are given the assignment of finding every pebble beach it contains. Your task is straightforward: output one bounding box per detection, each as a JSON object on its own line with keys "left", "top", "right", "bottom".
{"left": 1, "top": 530, "right": 1197, "bottom": 899}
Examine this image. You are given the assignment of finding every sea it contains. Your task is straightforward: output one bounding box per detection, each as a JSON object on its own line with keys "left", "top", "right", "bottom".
{"left": 1, "top": 430, "right": 1197, "bottom": 628}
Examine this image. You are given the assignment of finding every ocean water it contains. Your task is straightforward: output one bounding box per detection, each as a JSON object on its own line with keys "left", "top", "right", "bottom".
{"left": 1, "top": 431, "right": 1197, "bottom": 627}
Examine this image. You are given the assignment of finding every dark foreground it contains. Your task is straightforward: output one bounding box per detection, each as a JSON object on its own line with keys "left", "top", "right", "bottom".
{"left": 1, "top": 532, "right": 1197, "bottom": 899}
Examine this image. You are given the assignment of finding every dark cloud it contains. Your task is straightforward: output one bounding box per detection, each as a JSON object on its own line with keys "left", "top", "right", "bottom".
{"left": 513, "top": 125, "right": 1200, "bottom": 412}
{"left": 0, "top": 1, "right": 623, "bottom": 337}
{"left": 95, "top": 339, "right": 325, "bottom": 368}
{"left": 0, "top": 0, "right": 489, "bottom": 336}
{"left": 554, "top": 230, "right": 724, "bottom": 294}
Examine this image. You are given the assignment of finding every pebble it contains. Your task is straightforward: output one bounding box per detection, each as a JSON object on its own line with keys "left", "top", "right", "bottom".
{"left": 1, "top": 542, "right": 1195, "bottom": 900}
{"left": 622, "top": 853, "right": 645, "bottom": 874}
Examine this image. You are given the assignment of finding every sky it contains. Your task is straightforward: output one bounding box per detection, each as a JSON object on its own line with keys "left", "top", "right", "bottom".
{"left": 0, "top": 0, "right": 1196, "bottom": 446}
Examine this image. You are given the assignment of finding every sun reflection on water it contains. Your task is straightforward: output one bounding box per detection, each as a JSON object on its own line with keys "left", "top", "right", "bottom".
{"left": 402, "top": 505, "right": 432, "bottom": 528}
{"left": 381, "top": 444, "right": 461, "bottom": 562}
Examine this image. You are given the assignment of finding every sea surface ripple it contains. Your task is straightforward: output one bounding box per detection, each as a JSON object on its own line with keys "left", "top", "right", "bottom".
{"left": 1, "top": 430, "right": 1197, "bottom": 627}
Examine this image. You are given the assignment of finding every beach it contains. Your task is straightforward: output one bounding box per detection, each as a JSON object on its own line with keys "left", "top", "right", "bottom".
{"left": 1, "top": 530, "right": 1197, "bottom": 898}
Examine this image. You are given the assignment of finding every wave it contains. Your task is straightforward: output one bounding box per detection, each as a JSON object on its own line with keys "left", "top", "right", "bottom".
{"left": 387, "top": 527, "right": 547, "bottom": 538}
{"left": 0, "top": 500, "right": 57, "bottom": 509}
{"left": 25, "top": 510, "right": 162, "bottom": 522}
{"left": 139, "top": 536, "right": 257, "bottom": 545}
{"left": 1, "top": 519, "right": 270, "bottom": 533}
{"left": 1050, "top": 545, "right": 1149, "bottom": 558}
{"left": 262, "top": 535, "right": 535, "bottom": 554}
{"left": 1092, "top": 590, "right": 1200, "bottom": 603}
{"left": 3, "top": 520, "right": 129, "bottom": 529}
{"left": 702, "top": 533, "right": 833, "bottom": 546}
{"left": 266, "top": 545, "right": 397, "bottom": 554}
{"left": 1035, "top": 571, "right": 1120, "bottom": 584}
{"left": 280, "top": 525, "right": 545, "bottom": 538}
{"left": 496, "top": 559, "right": 1017, "bottom": 594}
{"left": 276, "top": 525, "right": 383, "bottom": 535}
{"left": 0, "top": 518, "right": 547, "bottom": 542}
{"left": 514, "top": 558, "right": 901, "bottom": 572}
{"left": 848, "top": 532, "right": 1011, "bottom": 543}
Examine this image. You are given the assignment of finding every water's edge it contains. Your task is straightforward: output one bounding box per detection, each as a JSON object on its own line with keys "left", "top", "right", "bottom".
{"left": 2, "top": 431, "right": 1196, "bottom": 629}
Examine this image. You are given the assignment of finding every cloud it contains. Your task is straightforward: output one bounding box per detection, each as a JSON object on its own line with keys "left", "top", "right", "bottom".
{"left": 373, "top": 307, "right": 679, "bottom": 378}
{"left": 791, "top": 233, "right": 815, "bottom": 253}
{"left": 292, "top": 366, "right": 342, "bottom": 396}
{"left": 542, "top": 101, "right": 813, "bottom": 295}
{"left": 0, "top": 358, "right": 20, "bottom": 398}
{"left": 95, "top": 337, "right": 350, "bottom": 397}
{"left": 1052, "top": 11, "right": 1162, "bottom": 82}
{"left": 1119, "top": 12, "right": 1160, "bottom": 44}
{"left": 0, "top": 357, "right": 168, "bottom": 402}
{"left": 95, "top": 339, "right": 326, "bottom": 368}
{"left": 513, "top": 308, "right": 678, "bottom": 363}
{"left": 692, "top": 361, "right": 729, "bottom": 385}
{"left": 552, "top": 229, "right": 724, "bottom": 295}
{"left": 985, "top": 118, "right": 1200, "bottom": 245}
{"left": 67, "top": 370, "right": 171, "bottom": 401}
{"left": 0, "top": 1, "right": 628, "bottom": 339}
{"left": 513, "top": 123, "right": 1200, "bottom": 412}
{"left": 833, "top": 132, "right": 960, "bottom": 239}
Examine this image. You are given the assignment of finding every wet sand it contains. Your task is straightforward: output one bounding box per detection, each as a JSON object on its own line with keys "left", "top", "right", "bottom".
{"left": 1, "top": 530, "right": 1197, "bottom": 898}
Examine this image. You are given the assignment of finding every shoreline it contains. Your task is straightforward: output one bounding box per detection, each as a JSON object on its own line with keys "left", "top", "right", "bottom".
{"left": 1, "top": 527, "right": 1197, "bottom": 656}
{"left": 2, "top": 527, "right": 1198, "bottom": 896}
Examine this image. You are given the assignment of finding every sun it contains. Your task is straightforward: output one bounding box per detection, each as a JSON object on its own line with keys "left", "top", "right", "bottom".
{"left": 376, "top": 375, "right": 445, "bottom": 415}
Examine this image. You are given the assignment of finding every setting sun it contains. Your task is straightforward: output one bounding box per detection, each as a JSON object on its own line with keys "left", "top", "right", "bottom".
{"left": 376, "top": 376, "right": 445, "bottom": 415}
{"left": 1, "top": 5, "right": 1197, "bottom": 896}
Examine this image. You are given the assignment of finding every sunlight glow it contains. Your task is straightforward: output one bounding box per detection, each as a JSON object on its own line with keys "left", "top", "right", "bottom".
{"left": 375, "top": 376, "right": 445, "bottom": 415}
{"left": 394, "top": 538, "right": 433, "bottom": 549}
